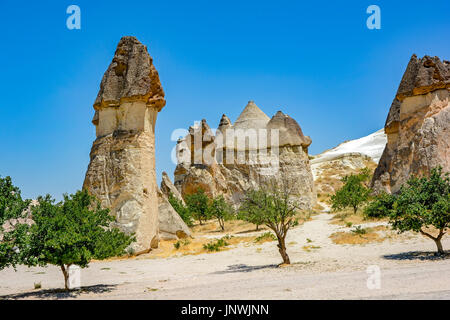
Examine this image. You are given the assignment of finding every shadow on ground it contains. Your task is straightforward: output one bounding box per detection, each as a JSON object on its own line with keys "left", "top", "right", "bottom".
{"left": 235, "top": 228, "right": 265, "bottom": 235}
{"left": 213, "top": 263, "right": 278, "bottom": 275}
{"left": 0, "top": 284, "right": 117, "bottom": 300}
{"left": 383, "top": 251, "right": 450, "bottom": 261}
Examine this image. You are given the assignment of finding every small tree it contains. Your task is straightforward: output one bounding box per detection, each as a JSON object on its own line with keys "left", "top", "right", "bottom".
{"left": 168, "top": 193, "right": 193, "bottom": 227}
{"left": 331, "top": 169, "right": 371, "bottom": 214}
{"left": 24, "top": 190, "right": 134, "bottom": 290}
{"left": 0, "top": 176, "right": 30, "bottom": 270}
{"left": 185, "top": 188, "right": 210, "bottom": 225}
{"left": 365, "top": 167, "right": 449, "bottom": 255}
{"left": 239, "top": 178, "right": 300, "bottom": 265}
{"left": 209, "top": 195, "right": 234, "bottom": 231}
{"left": 237, "top": 200, "right": 265, "bottom": 231}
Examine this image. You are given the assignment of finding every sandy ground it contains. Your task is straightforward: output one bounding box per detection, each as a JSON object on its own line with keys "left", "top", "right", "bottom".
{"left": 0, "top": 213, "right": 449, "bottom": 300}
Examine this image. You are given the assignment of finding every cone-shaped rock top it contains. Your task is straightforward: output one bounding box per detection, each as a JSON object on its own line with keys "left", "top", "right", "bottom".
{"left": 267, "top": 110, "right": 312, "bottom": 148}
{"left": 94, "top": 36, "right": 166, "bottom": 111}
{"left": 218, "top": 114, "right": 232, "bottom": 131}
{"left": 396, "top": 54, "right": 450, "bottom": 101}
{"left": 234, "top": 101, "right": 270, "bottom": 129}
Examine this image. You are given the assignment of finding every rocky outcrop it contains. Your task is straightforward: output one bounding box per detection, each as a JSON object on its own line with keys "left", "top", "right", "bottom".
{"left": 372, "top": 55, "right": 450, "bottom": 193}
{"left": 310, "top": 129, "right": 386, "bottom": 208}
{"left": 157, "top": 189, "right": 191, "bottom": 240}
{"left": 83, "top": 36, "right": 165, "bottom": 252}
{"left": 174, "top": 101, "right": 316, "bottom": 209}
{"left": 160, "top": 171, "right": 185, "bottom": 204}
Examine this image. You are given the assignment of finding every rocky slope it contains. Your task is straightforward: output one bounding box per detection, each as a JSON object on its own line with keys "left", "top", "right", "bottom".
{"left": 372, "top": 54, "right": 450, "bottom": 193}
{"left": 174, "top": 101, "right": 316, "bottom": 209}
{"left": 311, "top": 129, "right": 387, "bottom": 205}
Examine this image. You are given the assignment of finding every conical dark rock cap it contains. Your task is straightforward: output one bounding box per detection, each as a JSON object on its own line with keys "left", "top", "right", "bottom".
{"left": 267, "top": 110, "right": 312, "bottom": 148}
{"left": 94, "top": 36, "right": 166, "bottom": 111}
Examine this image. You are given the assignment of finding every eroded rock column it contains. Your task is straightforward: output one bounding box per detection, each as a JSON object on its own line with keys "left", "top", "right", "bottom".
{"left": 372, "top": 55, "right": 450, "bottom": 193}
{"left": 83, "top": 36, "right": 165, "bottom": 252}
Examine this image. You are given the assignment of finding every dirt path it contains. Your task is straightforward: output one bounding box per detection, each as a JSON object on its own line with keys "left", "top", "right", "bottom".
{"left": 1, "top": 214, "right": 449, "bottom": 299}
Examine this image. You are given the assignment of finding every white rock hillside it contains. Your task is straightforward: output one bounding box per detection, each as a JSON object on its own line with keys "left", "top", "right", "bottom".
{"left": 310, "top": 129, "right": 387, "bottom": 205}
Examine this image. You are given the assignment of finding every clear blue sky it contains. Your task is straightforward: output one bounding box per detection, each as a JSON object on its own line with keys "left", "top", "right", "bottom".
{"left": 0, "top": 0, "right": 449, "bottom": 200}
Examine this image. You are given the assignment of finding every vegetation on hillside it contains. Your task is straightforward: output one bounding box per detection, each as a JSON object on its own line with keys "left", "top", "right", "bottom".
{"left": 331, "top": 167, "right": 372, "bottom": 214}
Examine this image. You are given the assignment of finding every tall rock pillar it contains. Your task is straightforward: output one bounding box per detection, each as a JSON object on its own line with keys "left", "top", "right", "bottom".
{"left": 83, "top": 36, "right": 166, "bottom": 252}
{"left": 372, "top": 55, "right": 449, "bottom": 193}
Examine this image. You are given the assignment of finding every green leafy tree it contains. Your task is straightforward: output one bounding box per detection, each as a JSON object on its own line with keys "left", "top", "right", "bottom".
{"left": 331, "top": 169, "right": 372, "bottom": 214}
{"left": 365, "top": 167, "right": 449, "bottom": 255}
{"left": 0, "top": 176, "right": 30, "bottom": 225}
{"left": 185, "top": 188, "right": 210, "bottom": 225}
{"left": 239, "top": 178, "right": 300, "bottom": 265}
{"left": 24, "top": 190, "right": 134, "bottom": 290}
{"left": 209, "top": 195, "right": 234, "bottom": 231}
{"left": 0, "top": 176, "right": 30, "bottom": 270}
{"left": 364, "top": 191, "right": 396, "bottom": 218}
{"left": 168, "top": 193, "right": 193, "bottom": 227}
{"left": 237, "top": 200, "right": 265, "bottom": 231}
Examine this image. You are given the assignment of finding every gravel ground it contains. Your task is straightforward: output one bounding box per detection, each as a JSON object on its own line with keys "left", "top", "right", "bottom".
{"left": 0, "top": 214, "right": 449, "bottom": 299}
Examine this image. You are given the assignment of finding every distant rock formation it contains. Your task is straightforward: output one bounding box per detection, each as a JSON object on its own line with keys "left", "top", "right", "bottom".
{"left": 157, "top": 189, "right": 191, "bottom": 240}
{"left": 83, "top": 36, "right": 165, "bottom": 252}
{"left": 174, "top": 101, "right": 316, "bottom": 209}
{"left": 161, "top": 171, "right": 185, "bottom": 204}
{"left": 311, "top": 129, "right": 386, "bottom": 206}
{"left": 372, "top": 54, "right": 450, "bottom": 193}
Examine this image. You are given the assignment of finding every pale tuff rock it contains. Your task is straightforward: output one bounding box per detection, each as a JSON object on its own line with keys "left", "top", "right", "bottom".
{"left": 233, "top": 101, "right": 270, "bottom": 129}
{"left": 157, "top": 189, "right": 191, "bottom": 240}
{"left": 310, "top": 130, "right": 386, "bottom": 208}
{"left": 372, "top": 54, "right": 450, "bottom": 193}
{"left": 160, "top": 171, "right": 185, "bottom": 204}
{"left": 311, "top": 129, "right": 387, "bottom": 169}
{"left": 83, "top": 36, "right": 166, "bottom": 252}
{"left": 174, "top": 101, "right": 316, "bottom": 209}
{"left": 218, "top": 114, "right": 232, "bottom": 131}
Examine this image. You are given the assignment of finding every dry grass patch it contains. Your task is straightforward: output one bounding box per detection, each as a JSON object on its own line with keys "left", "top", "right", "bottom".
{"left": 148, "top": 235, "right": 257, "bottom": 259}
{"left": 330, "top": 208, "right": 387, "bottom": 226}
{"left": 330, "top": 225, "right": 388, "bottom": 245}
{"left": 302, "top": 245, "right": 321, "bottom": 252}
{"left": 191, "top": 219, "right": 268, "bottom": 234}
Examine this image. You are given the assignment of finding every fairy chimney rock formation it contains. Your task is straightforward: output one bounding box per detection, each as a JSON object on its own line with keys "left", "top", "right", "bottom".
{"left": 174, "top": 101, "right": 316, "bottom": 209}
{"left": 83, "top": 36, "right": 165, "bottom": 252}
{"left": 372, "top": 54, "right": 450, "bottom": 193}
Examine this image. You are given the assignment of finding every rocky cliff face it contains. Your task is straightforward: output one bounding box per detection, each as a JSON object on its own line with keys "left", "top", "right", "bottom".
{"left": 372, "top": 55, "right": 450, "bottom": 193}
{"left": 174, "top": 101, "right": 316, "bottom": 209}
{"left": 83, "top": 36, "right": 165, "bottom": 252}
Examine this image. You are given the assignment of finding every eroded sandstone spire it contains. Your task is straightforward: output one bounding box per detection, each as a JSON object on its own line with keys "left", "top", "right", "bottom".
{"left": 83, "top": 36, "right": 165, "bottom": 252}
{"left": 372, "top": 54, "right": 450, "bottom": 193}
